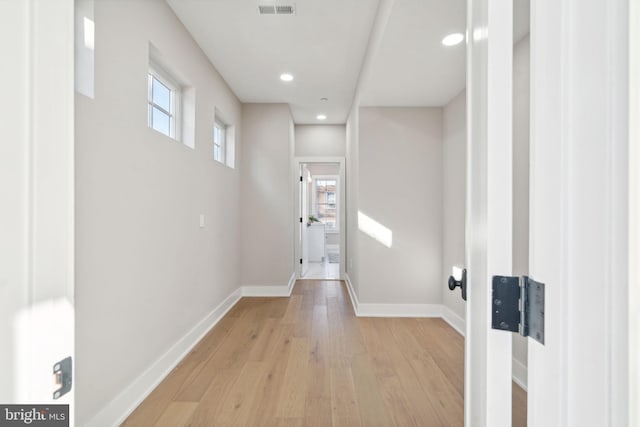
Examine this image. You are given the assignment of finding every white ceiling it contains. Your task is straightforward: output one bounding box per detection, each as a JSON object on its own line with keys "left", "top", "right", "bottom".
{"left": 166, "top": 0, "right": 381, "bottom": 124}
{"left": 167, "top": 0, "right": 530, "bottom": 124}
{"left": 360, "top": 0, "right": 467, "bottom": 107}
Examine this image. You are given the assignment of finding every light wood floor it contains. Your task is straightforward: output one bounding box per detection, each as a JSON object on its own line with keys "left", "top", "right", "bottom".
{"left": 123, "top": 280, "right": 526, "bottom": 426}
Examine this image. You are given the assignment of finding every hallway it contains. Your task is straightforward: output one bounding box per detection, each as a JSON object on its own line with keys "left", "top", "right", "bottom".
{"left": 124, "top": 280, "right": 525, "bottom": 426}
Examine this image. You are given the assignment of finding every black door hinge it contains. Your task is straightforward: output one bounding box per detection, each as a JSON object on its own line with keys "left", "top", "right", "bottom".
{"left": 300, "top": 217, "right": 303, "bottom": 223}
{"left": 491, "top": 276, "right": 545, "bottom": 345}
{"left": 300, "top": 176, "right": 303, "bottom": 182}
{"left": 300, "top": 258, "right": 303, "bottom": 264}
{"left": 53, "top": 357, "right": 72, "bottom": 399}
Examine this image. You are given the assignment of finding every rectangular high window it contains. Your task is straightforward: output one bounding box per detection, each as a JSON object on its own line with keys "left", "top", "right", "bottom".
{"left": 213, "top": 118, "right": 226, "bottom": 163}
{"left": 148, "top": 64, "right": 180, "bottom": 140}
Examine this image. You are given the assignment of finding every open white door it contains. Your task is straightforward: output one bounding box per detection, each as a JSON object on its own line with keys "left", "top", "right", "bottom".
{"left": 527, "top": 0, "right": 629, "bottom": 425}
{"left": 301, "top": 165, "right": 310, "bottom": 277}
{"left": 465, "top": 0, "right": 513, "bottom": 425}
{"left": 0, "top": 0, "right": 75, "bottom": 423}
{"left": 467, "top": 0, "right": 630, "bottom": 424}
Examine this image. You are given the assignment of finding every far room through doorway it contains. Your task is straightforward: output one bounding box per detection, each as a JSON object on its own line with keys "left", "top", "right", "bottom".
{"left": 300, "top": 162, "right": 341, "bottom": 279}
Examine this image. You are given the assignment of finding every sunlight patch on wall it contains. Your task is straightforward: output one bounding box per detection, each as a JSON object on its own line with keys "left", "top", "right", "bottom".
{"left": 358, "top": 211, "right": 392, "bottom": 248}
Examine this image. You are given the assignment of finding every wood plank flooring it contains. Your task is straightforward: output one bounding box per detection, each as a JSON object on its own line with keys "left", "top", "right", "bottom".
{"left": 123, "top": 280, "right": 526, "bottom": 426}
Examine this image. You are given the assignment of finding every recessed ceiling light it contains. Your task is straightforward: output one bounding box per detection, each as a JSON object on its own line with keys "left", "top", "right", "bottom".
{"left": 280, "top": 73, "right": 294, "bottom": 82}
{"left": 317, "top": 114, "right": 327, "bottom": 120}
{"left": 442, "top": 33, "right": 464, "bottom": 46}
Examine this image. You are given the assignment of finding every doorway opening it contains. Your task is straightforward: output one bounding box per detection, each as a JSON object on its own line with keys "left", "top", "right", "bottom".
{"left": 297, "top": 161, "right": 343, "bottom": 280}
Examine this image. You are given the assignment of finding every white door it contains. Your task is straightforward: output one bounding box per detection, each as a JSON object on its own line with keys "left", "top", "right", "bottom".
{"left": 301, "top": 165, "right": 310, "bottom": 276}
{"left": 0, "top": 0, "right": 75, "bottom": 422}
{"left": 527, "top": 0, "right": 629, "bottom": 425}
{"left": 465, "top": 0, "right": 514, "bottom": 425}
{"left": 466, "top": 0, "right": 630, "bottom": 425}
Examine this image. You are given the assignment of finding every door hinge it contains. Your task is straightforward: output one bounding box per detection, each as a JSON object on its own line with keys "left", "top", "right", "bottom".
{"left": 53, "top": 356, "right": 72, "bottom": 399}
{"left": 300, "top": 176, "right": 303, "bottom": 182}
{"left": 491, "top": 276, "right": 545, "bottom": 345}
{"left": 300, "top": 217, "right": 303, "bottom": 223}
{"left": 300, "top": 258, "right": 303, "bottom": 264}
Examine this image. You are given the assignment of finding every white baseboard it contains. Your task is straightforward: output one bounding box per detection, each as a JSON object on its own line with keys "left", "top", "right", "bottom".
{"left": 343, "top": 273, "right": 360, "bottom": 315}
{"left": 441, "top": 305, "right": 466, "bottom": 336}
{"left": 85, "top": 288, "right": 242, "bottom": 427}
{"left": 343, "top": 275, "right": 442, "bottom": 318}
{"left": 241, "top": 272, "right": 296, "bottom": 297}
{"left": 356, "top": 303, "right": 443, "bottom": 317}
{"left": 512, "top": 356, "right": 528, "bottom": 391}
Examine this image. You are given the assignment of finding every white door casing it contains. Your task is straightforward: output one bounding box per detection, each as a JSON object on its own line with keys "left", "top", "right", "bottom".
{"left": 629, "top": 0, "right": 640, "bottom": 424}
{"left": 465, "top": 0, "right": 513, "bottom": 426}
{"left": 528, "top": 0, "right": 629, "bottom": 426}
{"left": 0, "top": 0, "right": 75, "bottom": 421}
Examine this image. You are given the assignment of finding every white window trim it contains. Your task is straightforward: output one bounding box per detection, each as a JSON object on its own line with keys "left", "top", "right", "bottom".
{"left": 312, "top": 175, "right": 339, "bottom": 232}
{"left": 148, "top": 63, "right": 181, "bottom": 141}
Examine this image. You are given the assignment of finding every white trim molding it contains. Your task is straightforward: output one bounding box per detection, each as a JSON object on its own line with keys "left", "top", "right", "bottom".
{"left": 512, "top": 357, "right": 528, "bottom": 391}
{"left": 86, "top": 288, "right": 242, "bottom": 427}
{"left": 241, "top": 272, "right": 296, "bottom": 297}
{"left": 356, "top": 303, "right": 442, "bottom": 318}
{"left": 441, "top": 305, "right": 466, "bottom": 336}
{"left": 344, "top": 274, "right": 443, "bottom": 318}
{"left": 344, "top": 273, "right": 360, "bottom": 315}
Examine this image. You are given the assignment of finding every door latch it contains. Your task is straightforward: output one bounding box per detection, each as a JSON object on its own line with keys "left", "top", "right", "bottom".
{"left": 53, "top": 357, "right": 72, "bottom": 399}
{"left": 448, "top": 267, "right": 467, "bottom": 301}
{"left": 491, "top": 276, "right": 545, "bottom": 345}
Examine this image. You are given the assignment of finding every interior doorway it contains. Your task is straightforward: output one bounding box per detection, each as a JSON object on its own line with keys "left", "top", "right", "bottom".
{"left": 296, "top": 160, "right": 344, "bottom": 280}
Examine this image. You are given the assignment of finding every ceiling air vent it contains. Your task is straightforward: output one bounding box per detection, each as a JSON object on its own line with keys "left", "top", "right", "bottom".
{"left": 258, "top": 4, "right": 295, "bottom": 15}
{"left": 258, "top": 5, "right": 276, "bottom": 14}
{"left": 275, "top": 5, "right": 295, "bottom": 14}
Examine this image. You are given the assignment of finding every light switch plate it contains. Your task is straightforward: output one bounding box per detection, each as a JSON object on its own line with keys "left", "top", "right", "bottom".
{"left": 199, "top": 214, "right": 205, "bottom": 228}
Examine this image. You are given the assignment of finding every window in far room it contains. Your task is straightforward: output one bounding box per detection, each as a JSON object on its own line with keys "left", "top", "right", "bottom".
{"left": 314, "top": 178, "right": 338, "bottom": 230}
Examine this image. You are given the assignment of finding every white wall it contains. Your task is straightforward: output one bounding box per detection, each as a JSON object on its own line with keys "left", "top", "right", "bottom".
{"left": 440, "top": 37, "right": 531, "bottom": 383}
{"left": 295, "top": 125, "right": 346, "bottom": 157}
{"left": 74, "top": 1, "right": 242, "bottom": 424}
{"left": 358, "top": 107, "right": 443, "bottom": 305}
{"left": 239, "top": 104, "right": 295, "bottom": 287}
{"left": 345, "top": 107, "right": 361, "bottom": 296}
{"left": 307, "top": 163, "right": 340, "bottom": 175}
{"left": 512, "top": 35, "right": 530, "bottom": 378}
{"left": 442, "top": 90, "right": 467, "bottom": 320}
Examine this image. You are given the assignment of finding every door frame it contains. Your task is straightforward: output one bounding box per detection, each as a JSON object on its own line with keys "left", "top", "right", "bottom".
{"left": 467, "top": 0, "right": 629, "bottom": 425}
{"left": 465, "top": 0, "right": 514, "bottom": 425}
{"left": 293, "top": 157, "right": 346, "bottom": 280}
{"left": 526, "top": 0, "right": 629, "bottom": 425}
{"left": 630, "top": 0, "right": 640, "bottom": 423}
{"left": 0, "top": 0, "right": 75, "bottom": 418}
